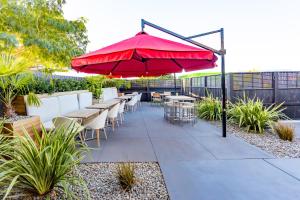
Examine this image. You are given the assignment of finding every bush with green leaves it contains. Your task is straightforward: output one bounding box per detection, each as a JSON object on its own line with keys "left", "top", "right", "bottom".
{"left": 196, "top": 94, "right": 222, "bottom": 121}
{"left": 0, "top": 124, "right": 90, "bottom": 199}
{"left": 228, "top": 96, "right": 286, "bottom": 133}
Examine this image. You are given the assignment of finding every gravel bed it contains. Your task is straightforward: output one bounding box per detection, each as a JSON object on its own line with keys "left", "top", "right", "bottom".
{"left": 211, "top": 121, "right": 300, "bottom": 158}
{"left": 73, "top": 162, "right": 169, "bottom": 200}
{"left": 2, "top": 115, "right": 32, "bottom": 123}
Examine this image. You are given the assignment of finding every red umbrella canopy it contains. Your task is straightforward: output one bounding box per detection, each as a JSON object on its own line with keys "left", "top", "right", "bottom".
{"left": 71, "top": 32, "right": 217, "bottom": 77}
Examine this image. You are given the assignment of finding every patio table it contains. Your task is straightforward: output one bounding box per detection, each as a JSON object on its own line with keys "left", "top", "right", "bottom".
{"left": 86, "top": 99, "right": 121, "bottom": 110}
{"left": 165, "top": 95, "right": 196, "bottom": 102}
{"left": 126, "top": 93, "right": 137, "bottom": 96}
{"left": 116, "top": 95, "right": 133, "bottom": 101}
{"left": 64, "top": 109, "right": 100, "bottom": 125}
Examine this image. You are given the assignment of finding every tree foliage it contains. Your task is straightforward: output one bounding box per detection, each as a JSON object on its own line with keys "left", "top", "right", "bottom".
{"left": 0, "top": 0, "right": 88, "bottom": 71}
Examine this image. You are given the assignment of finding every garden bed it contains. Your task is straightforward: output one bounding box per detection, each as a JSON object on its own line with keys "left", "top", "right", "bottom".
{"left": 73, "top": 162, "right": 169, "bottom": 200}
{"left": 212, "top": 121, "right": 300, "bottom": 158}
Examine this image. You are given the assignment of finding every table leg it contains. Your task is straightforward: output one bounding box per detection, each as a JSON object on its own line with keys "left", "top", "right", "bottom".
{"left": 96, "top": 129, "right": 100, "bottom": 147}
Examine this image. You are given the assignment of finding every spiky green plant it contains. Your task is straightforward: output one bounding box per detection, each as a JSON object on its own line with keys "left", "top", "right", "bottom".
{"left": 196, "top": 94, "right": 222, "bottom": 121}
{"left": 26, "top": 92, "right": 41, "bottom": 107}
{"left": 0, "top": 123, "right": 90, "bottom": 199}
{"left": 117, "top": 163, "right": 136, "bottom": 191}
{"left": 228, "top": 96, "right": 286, "bottom": 133}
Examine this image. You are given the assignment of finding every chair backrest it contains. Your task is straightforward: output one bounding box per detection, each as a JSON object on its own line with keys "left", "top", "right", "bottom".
{"left": 108, "top": 103, "right": 120, "bottom": 118}
{"left": 127, "top": 95, "right": 137, "bottom": 106}
{"left": 26, "top": 96, "right": 60, "bottom": 123}
{"left": 153, "top": 93, "right": 161, "bottom": 98}
{"left": 102, "top": 87, "right": 118, "bottom": 101}
{"left": 85, "top": 109, "right": 108, "bottom": 129}
{"left": 57, "top": 94, "right": 79, "bottom": 115}
{"left": 137, "top": 93, "right": 142, "bottom": 102}
{"left": 78, "top": 92, "right": 92, "bottom": 109}
{"left": 118, "top": 100, "right": 126, "bottom": 113}
{"left": 52, "top": 116, "right": 82, "bottom": 131}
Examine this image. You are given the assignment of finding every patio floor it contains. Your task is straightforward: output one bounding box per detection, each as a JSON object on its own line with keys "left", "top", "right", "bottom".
{"left": 83, "top": 103, "right": 300, "bottom": 200}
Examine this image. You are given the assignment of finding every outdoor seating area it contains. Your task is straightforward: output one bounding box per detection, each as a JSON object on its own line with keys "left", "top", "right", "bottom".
{"left": 23, "top": 87, "right": 142, "bottom": 147}
{"left": 1, "top": 1, "right": 300, "bottom": 199}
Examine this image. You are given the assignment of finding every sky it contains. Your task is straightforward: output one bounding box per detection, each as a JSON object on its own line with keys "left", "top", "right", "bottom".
{"left": 63, "top": 0, "right": 300, "bottom": 74}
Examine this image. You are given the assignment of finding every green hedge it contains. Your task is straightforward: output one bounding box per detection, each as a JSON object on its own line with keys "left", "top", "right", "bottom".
{"left": 25, "top": 75, "right": 131, "bottom": 99}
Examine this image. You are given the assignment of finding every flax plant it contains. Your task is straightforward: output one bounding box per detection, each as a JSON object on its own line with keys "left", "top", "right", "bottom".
{"left": 228, "top": 96, "right": 286, "bottom": 133}
{"left": 196, "top": 94, "right": 222, "bottom": 121}
{"left": 0, "top": 123, "right": 90, "bottom": 199}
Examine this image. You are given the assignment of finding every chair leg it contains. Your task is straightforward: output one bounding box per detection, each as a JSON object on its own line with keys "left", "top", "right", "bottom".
{"left": 95, "top": 129, "right": 100, "bottom": 147}
{"left": 116, "top": 118, "right": 119, "bottom": 127}
{"left": 103, "top": 128, "right": 107, "bottom": 140}
{"left": 111, "top": 119, "right": 115, "bottom": 131}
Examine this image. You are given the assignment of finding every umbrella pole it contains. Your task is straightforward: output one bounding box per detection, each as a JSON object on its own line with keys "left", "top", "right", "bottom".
{"left": 221, "top": 29, "right": 226, "bottom": 137}
{"left": 174, "top": 73, "right": 176, "bottom": 95}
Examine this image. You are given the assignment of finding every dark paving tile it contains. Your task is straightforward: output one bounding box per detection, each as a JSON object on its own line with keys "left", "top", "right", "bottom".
{"left": 82, "top": 138, "right": 157, "bottom": 162}
{"left": 265, "top": 158, "right": 300, "bottom": 180}
{"left": 160, "top": 159, "right": 300, "bottom": 200}
{"left": 194, "top": 135, "right": 273, "bottom": 159}
{"left": 151, "top": 137, "right": 215, "bottom": 161}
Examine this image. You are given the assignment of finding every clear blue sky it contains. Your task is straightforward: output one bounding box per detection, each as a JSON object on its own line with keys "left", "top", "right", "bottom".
{"left": 64, "top": 0, "right": 300, "bottom": 73}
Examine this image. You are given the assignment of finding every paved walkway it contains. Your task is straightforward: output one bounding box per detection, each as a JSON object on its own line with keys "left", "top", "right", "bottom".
{"left": 83, "top": 103, "right": 300, "bottom": 200}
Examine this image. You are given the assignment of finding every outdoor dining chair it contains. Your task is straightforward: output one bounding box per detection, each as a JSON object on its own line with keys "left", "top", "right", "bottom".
{"left": 108, "top": 103, "right": 120, "bottom": 131}
{"left": 152, "top": 93, "right": 162, "bottom": 105}
{"left": 52, "top": 116, "right": 85, "bottom": 142}
{"left": 126, "top": 95, "right": 137, "bottom": 111}
{"left": 137, "top": 93, "right": 142, "bottom": 107}
{"left": 84, "top": 109, "right": 109, "bottom": 147}
{"left": 118, "top": 100, "right": 126, "bottom": 124}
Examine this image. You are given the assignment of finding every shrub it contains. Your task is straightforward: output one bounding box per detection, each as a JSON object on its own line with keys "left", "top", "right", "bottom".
{"left": 228, "top": 96, "right": 286, "bottom": 133}
{"left": 196, "top": 94, "right": 222, "bottom": 121}
{"left": 117, "top": 163, "right": 136, "bottom": 191}
{"left": 274, "top": 122, "right": 294, "bottom": 141}
{"left": 0, "top": 124, "right": 90, "bottom": 199}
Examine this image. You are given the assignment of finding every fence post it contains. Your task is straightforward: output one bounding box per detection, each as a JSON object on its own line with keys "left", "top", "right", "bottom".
{"left": 227, "top": 73, "right": 234, "bottom": 101}
{"left": 147, "top": 79, "right": 150, "bottom": 101}
{"left": 190, "top": 78, "right": 193, "bottom": 96}
{"left": 204, "top": 76, "right": 208, "bottom": 97}
{"left": 272, "top": 72, "right": 278, "bottom": 104}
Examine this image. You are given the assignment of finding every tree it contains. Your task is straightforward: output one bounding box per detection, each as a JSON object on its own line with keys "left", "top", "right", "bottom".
{"left": 0, "top": 0, "right": 88, "bottom": 72}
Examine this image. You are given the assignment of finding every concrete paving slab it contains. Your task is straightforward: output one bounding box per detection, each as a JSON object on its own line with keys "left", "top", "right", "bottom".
{"left": 160, "top": 159, "right": 300, "bottom": 200}
{"left": 151, "top": 137, "right": 215, "bottom": 161}
{"left": 194, "top": 135, "right": 273, "bottom": 159}
{"left": 265, "top": 158, "right": 300, "bottom": 180}
{"left": 82, "top": 138, "right": 157, "bottom": 162}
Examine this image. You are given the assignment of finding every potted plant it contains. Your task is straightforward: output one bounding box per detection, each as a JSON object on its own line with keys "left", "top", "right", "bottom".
{"left": 0, "top": 54, "right": 42, "bottom": 137}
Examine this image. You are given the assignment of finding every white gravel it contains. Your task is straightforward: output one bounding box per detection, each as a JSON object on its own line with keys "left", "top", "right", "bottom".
{"left": 74, "top": 162, "right": 169, "bottom": 200}
{"left": 212, "top": 121, "right": 300, "bottom": 158}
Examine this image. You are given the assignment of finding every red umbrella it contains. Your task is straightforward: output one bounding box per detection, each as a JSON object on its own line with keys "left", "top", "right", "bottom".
{"left": 71, "top": 32, "right": 217, "bottom": 77}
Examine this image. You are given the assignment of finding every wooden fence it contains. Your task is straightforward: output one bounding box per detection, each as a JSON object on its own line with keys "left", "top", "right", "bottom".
{"left": 182, "top": 72, "right": 300, "bottom": 119}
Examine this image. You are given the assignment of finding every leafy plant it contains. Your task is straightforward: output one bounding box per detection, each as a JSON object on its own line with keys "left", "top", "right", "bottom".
{"left": 0, "top": 123, "right": 90, "bottom": 199}
{"left": 117, "top": 163, "right": 136, "bottom": 191}
{"left": 196, "top": 94, "right": 222, "bottom": 121}
{"left": 273, "top": 122, "right": 294, "bottom": 141}
{"left": 0, "top": 72, "right": 37, "bottom": 117}
{"left": 228, "top": 96, "right": 286, "bottom": 133}
{"left": 85, "top": 76, "right": 105, "bottom": 99}
{"left": 0, "top": 53, "right": 32, "bottom": 77}
{"left": 26, "top": 92, "right": 41, "bottom": 107}
{"left": 0, "top": 0, "right": 88, "bottom": 70}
